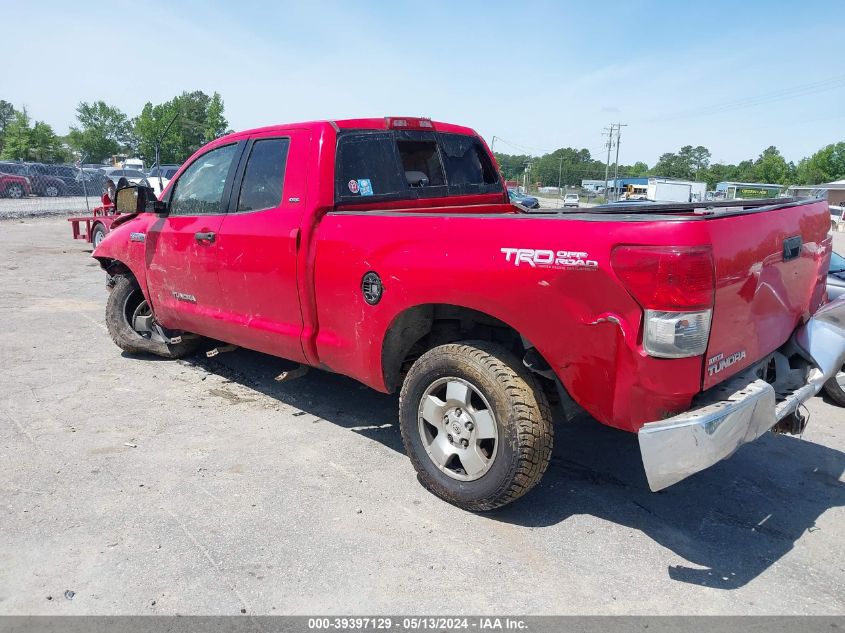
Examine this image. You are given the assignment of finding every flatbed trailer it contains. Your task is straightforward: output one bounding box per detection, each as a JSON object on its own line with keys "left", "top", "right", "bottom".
{"left": 68, "top": 204, "right": 120, "bottom": 247}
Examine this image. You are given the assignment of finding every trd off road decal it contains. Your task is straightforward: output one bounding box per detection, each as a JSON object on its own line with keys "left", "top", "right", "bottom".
{"left": 707, "top": 350, "right": 747, "bottom": 376}
{"left": 500, "top": 248, "right": 598, "bottom": 270}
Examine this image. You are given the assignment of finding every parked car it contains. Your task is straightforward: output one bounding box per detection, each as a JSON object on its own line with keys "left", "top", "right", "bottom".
{"left": 831, "top": 205, "right": 844, "bottom": 232}
{"left": 0, "top": 161, "right": 66, "bottom": 196}
{"left": 92, "top": 116, "right": 845, "bottom": 511}
{"left": 563, "top": 193, "right": 580, "bottom": 208}
{"left": 101, "top": 168, "right": 149, "bottom": 187}
{"left": 31, "top": 163, "right": 88, "bottom": 195}
{"left": 507, "top": 187, "right": 540, "bottom": 209}
{"left": 0, "top": 172, "right": 32, "bottom": 198}
{"left": 147, "top": 164, "right": 181, "bottom": 197}
{"left": 78, "top": 168, "right": 108, "bottom": 195}
{"left": 824, "top": 251, "right": 845, "bottom": 406}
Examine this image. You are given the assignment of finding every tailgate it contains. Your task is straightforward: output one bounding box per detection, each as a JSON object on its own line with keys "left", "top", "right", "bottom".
{"left": 702, "top": 199, "right": 830, "bottom": 389}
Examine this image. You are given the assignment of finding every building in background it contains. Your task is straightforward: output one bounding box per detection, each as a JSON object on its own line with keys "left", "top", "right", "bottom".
{"left": 787, "top": 179, "right": 845, "bottom": 206}
{"left": 715, "top": 181, "right": 783, "bottom": 200}
{"left": 580, "top": 179, "right": 606, "bottom": 192}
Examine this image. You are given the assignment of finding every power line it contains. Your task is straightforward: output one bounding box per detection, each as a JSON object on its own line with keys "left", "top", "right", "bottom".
{"left": 636, "top": 74, "right": 845, "bottom": 124}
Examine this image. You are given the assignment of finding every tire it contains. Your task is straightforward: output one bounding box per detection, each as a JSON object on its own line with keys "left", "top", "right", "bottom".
{"left": 6, "top": 183, "right": 24, "bottom": 199}
{"left": 91, "top": 223, "right": 107, "bottom": 248}
{"left": 44, "top": 184, "right": 60, "bottom": 197}
{"left": 105, "top": 275, "right": 200, "bottom": 359}
{"left": 823, "top": 367, "right": 845, "bottom": 407}
{"left": 399, "top": 341, "right": 553, "bottom": 511}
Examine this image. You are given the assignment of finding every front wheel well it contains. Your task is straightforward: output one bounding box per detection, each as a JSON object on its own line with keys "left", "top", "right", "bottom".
{"left": 382, "top": 304, "right": 539, "bottom": 393}
{"left": 94, "top": 256, "right": 131, "bottom": 278}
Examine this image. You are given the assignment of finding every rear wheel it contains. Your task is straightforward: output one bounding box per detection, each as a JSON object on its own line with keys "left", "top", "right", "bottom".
{"left": 44, "top": 184, "right": 59, "bottom": 197}
{"left": 105, "top": 275, "right": 200, "bottom": 358}
{"left": 823, "top": 367, "right": 845, "bottom": 407}
{"left": 399, "top": 341, "right": 553, "bottom": 511}
{"left": 6, "top": 183, "right": 24, "bottom": 199}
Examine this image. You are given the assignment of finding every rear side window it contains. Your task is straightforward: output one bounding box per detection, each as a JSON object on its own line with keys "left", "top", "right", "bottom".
{"left": 335, "top": 133, "right": 405, "bottom": 199}
{"left": 236, "top": 138, "right": 290, "bottom": 212}
{"left": 335, "top": 130, "right": 500, "bottom": 205}
{"left": 438, "top": 133, "right": 498, "bottom": 186}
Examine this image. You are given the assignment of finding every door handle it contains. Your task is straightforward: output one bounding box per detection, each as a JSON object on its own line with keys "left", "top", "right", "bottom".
{"left": 195, "top": 231, "right": 216, "bottom": 244}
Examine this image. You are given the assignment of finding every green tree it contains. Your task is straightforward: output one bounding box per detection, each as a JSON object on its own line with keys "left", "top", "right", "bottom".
{"left": 0, "top": 100, "right": 16, "bottom": 155}
{"left": 67, "top": 101, "right": 131, "bottom": 163}
{"left": 1, "top": 107, "right": 32, "bottom": 160}
{"left": 627, "top": 161, "right": 650, "bottom": 177}
{"left": 29, "top": 121, "right": 59, "bottom": 162}
{"left": 701, "top": 163, "right": 735, "bottom": 190}
{"left": 753, "top": 146, "right": 790, "bottom": 184}
{"left": 133, "top": 101, "right": 179, "bottom": 163}
{"left": 204, "top": 92, "right": 228, "bottom": 143}
{"left": 133, "top": 91, "right": 230, "bottom": 164}
{"left": 652, "top": 152, "right": 683, "bottom": 178}
{"left": 493, "top": 152, "right": 531, "bottom": 182}
{"left": 795, "top": 142, "right": 845, "bottom": 185}
{"left": 733, "top": 159, "right": 757, "bottom": 182}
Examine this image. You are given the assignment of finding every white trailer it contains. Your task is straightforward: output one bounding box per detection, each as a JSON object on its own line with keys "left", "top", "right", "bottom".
{"left": 648, "top": 178, "right": 707, "bottom": 203}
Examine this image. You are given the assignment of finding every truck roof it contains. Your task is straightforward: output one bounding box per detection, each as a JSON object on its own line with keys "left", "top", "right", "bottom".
{"left": 216, "top": 118, "right": 480, "bottom": 144}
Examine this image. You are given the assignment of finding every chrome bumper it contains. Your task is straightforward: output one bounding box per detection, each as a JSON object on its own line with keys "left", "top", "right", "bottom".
{"left": 638, "top": 295, "right": 845, "bottom": 492}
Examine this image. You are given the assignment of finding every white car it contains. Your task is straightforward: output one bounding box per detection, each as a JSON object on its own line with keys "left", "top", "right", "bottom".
{"left": 102, "top": 168, "right": 149, "bottom": 187}
{"left": 146, "top": 165, "right": 181, "bottom": 197}
{"left": 831, "top": 205, "right": 844, "bottom": 232}
{"left": 563, "top": 193, "right": 580, "bottom": 208}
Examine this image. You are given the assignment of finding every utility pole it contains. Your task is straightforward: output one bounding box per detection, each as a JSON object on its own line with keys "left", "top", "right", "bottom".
{"left": 612, "top": 123, "right": 628, "bottom": 202}
{"left": 603, "top": 126, "right": 614, "bottom": 202}
{"left": 557, "top": 157, "right": 563, "bottom": 197}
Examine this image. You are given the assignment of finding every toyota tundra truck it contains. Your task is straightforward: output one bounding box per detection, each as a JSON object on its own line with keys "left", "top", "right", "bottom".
{"left": 93, "top": 117, "right": 845, "bottom": 511}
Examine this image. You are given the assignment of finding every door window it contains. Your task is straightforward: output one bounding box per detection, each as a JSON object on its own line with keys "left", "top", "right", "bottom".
{"left": 236, "top": 138, "right": 290, "bottom": 212}
{"left": 169, "top": 144, "right": 238, "bottom": 216}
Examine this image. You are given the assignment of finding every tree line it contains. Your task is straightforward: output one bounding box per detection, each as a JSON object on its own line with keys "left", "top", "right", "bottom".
{"left": 0, "top": 91, "right": 230, "bottom": 165}
{"left": 494, "top": 141, "right": 845, "bottom": 190}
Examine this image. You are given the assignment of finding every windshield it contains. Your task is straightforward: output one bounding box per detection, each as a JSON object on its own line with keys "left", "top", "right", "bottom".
{"left": 565, "top": 194, "right": 578, "bottom": 199}
{"left": 830, "top": 251, "right": 845, "bottom": 273}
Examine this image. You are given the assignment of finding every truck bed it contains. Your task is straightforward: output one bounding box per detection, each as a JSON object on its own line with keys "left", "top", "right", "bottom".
{"left": 318, "top": 197, "right": 831, "bottom": 429}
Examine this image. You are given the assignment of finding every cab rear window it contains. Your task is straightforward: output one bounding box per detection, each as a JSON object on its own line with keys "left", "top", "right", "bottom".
{"left": 335, "top": 130, "right": 500, "bottom": 204}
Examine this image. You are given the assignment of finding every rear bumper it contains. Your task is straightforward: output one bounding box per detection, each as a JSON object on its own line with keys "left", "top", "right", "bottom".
{"left": 638, "top": 295, "right": 845, "bottom": 491}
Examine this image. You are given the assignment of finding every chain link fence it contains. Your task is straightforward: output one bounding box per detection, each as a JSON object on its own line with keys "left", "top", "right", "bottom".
{"left": 0, "top": 159, "right": 151, "bottom": 220}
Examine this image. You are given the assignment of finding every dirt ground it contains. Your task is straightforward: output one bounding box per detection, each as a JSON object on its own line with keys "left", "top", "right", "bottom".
{"left": 0, "top": 216, "right": 843, "bottom": 615}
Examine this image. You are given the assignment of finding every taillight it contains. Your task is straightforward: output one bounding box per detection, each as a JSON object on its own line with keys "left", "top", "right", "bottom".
{"left": 611, "top": 245, "right": 714, "bottom": 310}
{"left": 611, "top": 246, "right": 715, "bottom": 358}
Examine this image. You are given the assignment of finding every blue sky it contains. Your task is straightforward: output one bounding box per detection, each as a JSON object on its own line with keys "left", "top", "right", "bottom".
{"left": 2, "top": 0, "right": 844, "bottom": 165}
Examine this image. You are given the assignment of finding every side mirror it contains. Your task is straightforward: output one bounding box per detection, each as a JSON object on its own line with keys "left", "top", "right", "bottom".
{"left": 115, "top": 184, "right": 156, "bottom": 214}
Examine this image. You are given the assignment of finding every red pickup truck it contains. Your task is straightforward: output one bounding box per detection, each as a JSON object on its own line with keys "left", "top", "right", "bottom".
{"left": 93, "top": 117, "right": 845, "bottom": 511}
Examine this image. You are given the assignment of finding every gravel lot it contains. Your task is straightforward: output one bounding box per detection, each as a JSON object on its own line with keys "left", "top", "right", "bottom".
{"left": 0, "top": 217, "right": 843, "bottom": 615}
{"left": 0, "top": 196, "right": 99, "bottom": 220}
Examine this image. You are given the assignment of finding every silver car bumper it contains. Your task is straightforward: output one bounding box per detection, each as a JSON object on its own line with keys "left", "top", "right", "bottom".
{"left": 638, "top": 295, "right": 845, "bottom": 491}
